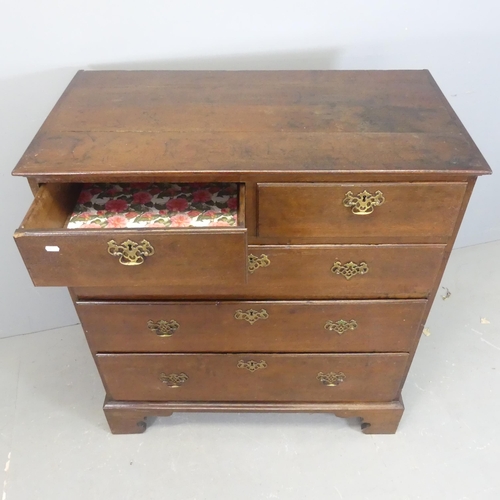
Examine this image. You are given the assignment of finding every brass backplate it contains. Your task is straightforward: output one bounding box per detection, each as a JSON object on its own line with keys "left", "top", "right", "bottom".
{"left": 234, "top": 308, "right": 269, "bottom": 325}
{"left": 331, "top": 261, "right": 369, "bottom": 280}
{"left": 317, "top": 372, "right": 346, "bottom": 386}
{"left": 248, "top": 254, "right": 270, "bottom": 274}
{"left": 237, "top": 360, "right": 268, "bottom": 372}
{"left": 160, "top": 372, "right": 188, "bottom": 388}
{"left": 324, "top": 319, "right": 358, "bottom": 335}
{"left": 343, "top": 190, "right": 385, "bottom": 215}
{"left": 147, "top": 319, "right": 180, "bottom": 337}
{"left": 107, "top": 239, "right": 155, "bottom": 265}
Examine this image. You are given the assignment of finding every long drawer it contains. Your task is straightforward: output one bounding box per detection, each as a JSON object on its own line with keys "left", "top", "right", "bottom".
{"left": 78, "top": 299, "right": 426, "bottom": 353}
{"left": 96, "top": 353, "right": 409, "bottom": 403}
{"left": 74, "top": 244, "right": 446, "bottom": 300}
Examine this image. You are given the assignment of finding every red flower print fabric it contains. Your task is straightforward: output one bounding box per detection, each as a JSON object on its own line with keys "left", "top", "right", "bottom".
{"left": 67, "top": 183, "right": 239, "bottom": 229}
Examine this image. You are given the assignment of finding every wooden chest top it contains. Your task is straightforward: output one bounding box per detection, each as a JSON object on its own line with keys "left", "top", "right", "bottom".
{"left": 12, "top": 70, "right": 491, "bottom": 181}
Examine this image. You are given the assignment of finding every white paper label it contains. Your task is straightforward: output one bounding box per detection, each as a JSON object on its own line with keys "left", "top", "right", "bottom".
{"left": 45, "top": 246, "right": 60, "bottom": 252}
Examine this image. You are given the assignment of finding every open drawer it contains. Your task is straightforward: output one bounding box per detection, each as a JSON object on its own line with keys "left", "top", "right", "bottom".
{"left": 14, "top": 182, "right": 247, "bottom": 287}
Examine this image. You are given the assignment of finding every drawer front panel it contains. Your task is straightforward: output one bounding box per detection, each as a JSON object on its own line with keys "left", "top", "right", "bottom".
{"left": 74, "top": 244, "right": 446, "bottom": 299}
{"left": 14, "top": 183, "right": 247, "bottom": 287}
{"left": 15, "top": 229, "right": 247, "bottom": 287}
{"left": 78, "top": 300, "right": 426, "bottom": 353}
{"left": 96, "top": 353, "right": 408, "bottom": 402}
{"left": 257, "top": 182, "right": 467, "bottom": 242}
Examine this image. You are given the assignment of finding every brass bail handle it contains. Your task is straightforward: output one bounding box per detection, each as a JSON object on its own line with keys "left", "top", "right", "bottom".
{"left": 343, "top": 190, "right": 385, "bottom": 215}
{"left": 147, "top": 319, "right": 180, "bottom": 337}
{"left": 160, "top": 372, "right": 188, "bottom": 388}
{"left": 317, "top": 372, "right": 346, "bottom": 386}
{"left": 107, "top": 239, "right": 154, "bottom": 265}
{"left": 324, "top": 319, "right": 358, "bottom": 335}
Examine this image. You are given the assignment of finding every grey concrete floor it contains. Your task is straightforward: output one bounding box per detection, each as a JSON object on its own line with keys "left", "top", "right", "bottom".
{"left": 1, "top": 241, "right": 500, "bottom": 500}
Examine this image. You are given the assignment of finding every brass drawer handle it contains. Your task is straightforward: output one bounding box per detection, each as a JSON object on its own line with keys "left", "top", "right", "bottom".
{"left": 343, "top": 190, "right": 385, "bottom": 215}
{"left": 237, "top": 360, "right": 267, "bottom": 372}
{"left": 317, "top": 372, "right": 346, "bottom": 386}
{"left": 234, "top": 308, "right": 269, "bottom": 325}
{"left": 331, "top": 261, "right": 368, "bottom": 280}
{"left": 107, "top": 239, "right": 154, "bottom": 266}
{"left": 160, "top": 372, "right": 188, "bottom": 387}
{"left": 147, "top": 319, "right": 180, "bottom": 337}
{"left": 324, "top": 319, "right": 358, "bottom": 335}
{"left": 248, "top": 254, "right": 270, "bottom": 274}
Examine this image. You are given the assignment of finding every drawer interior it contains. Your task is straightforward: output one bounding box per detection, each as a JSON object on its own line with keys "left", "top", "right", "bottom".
{"left": 15, "top": 182, "right": 248, "bottom": 287}
{"left": 19, "top": 182, "right": 246, "bottom": 231}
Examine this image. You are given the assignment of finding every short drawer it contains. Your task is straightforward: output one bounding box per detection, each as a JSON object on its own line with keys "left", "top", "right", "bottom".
{"left": 14, "top": 183, "right": 247, "bottom": 287}
{"left": 75, "top": 244, "right": 446, "bottom": 299}
{"left": 78, "top": 299, "right": 426, "bottom": 353}
{"left": 96, "top": 353, "right": 408, "bottom": 403}
{"left": 257, "top": 182, "right": 467, "bottom": 242}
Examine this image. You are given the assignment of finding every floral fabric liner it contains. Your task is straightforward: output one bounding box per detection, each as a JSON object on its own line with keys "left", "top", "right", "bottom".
{"left": 66, "top": 183, "right": 239, "bottom": 229}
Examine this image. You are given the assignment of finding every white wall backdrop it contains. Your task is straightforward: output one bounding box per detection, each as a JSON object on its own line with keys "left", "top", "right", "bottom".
{"left": 1, "top": 1, "right": 498, "bottom": 337}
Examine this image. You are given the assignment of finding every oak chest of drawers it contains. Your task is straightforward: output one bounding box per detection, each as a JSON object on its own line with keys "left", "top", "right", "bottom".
{"left": 13, "top": 70, "right": 491, "bottom": 434}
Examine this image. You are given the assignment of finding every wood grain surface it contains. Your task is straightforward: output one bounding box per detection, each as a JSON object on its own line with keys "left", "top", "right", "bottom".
{"left": 72, "top": 244, "right": 446, "bottom": 299}
{"left": 77, "top": 299, "right": 427, "bottom": 353}
{"left": 12, "top": 70, "right": 491, "bottom": 180}
{"left": 257, "top": 182, "right": 467, "bottom": 242}
{"left": 96, "top": 352, "right": 409, "bottom": 403}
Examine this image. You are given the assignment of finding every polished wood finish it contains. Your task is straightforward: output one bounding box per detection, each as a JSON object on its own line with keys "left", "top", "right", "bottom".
{"left": 257, "top": 182, "right": 467, "bottom": 242}
{"left": 96, "top": 353, "right": 408, "bottom": 402}
{"left": 334, "top": 398, "right": 405, "bottom": 434}
{"left": 73, "top": 244, "right": 446, "bottom": 299}
{"left": 394, "top": 177, "right": 479, "bottom": 396}
{"left": 15, "top": 227, "right": 247, "bottom": 287}
{"left": 27, "top": 178, "right": 41, "bottom": 196}
{"left": 14, "top": 185, "right": 247, "bottom": 287}
{"left": 102, "top": 398, "right": 405, "bottom": 435}
{"left": 13, "top": 71, "right": 490, "bottom": 181}
{"left": 103, "top": 399, "right": 149, "bottom": 435}
{"left": 77, "top": 299, "right": 426, "bottom": 353}
{"left": 13, "top": 70, "right": 491, "bottom": 435}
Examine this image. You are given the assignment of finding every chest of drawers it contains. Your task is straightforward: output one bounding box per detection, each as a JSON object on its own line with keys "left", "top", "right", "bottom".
{"left": 13, "top": 70, "right": 491, "bottom": 434}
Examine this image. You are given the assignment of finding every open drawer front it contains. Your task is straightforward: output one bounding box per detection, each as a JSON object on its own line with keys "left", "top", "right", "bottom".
{"left": 14, "top": 183, "right": 247, "bottom": 287}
